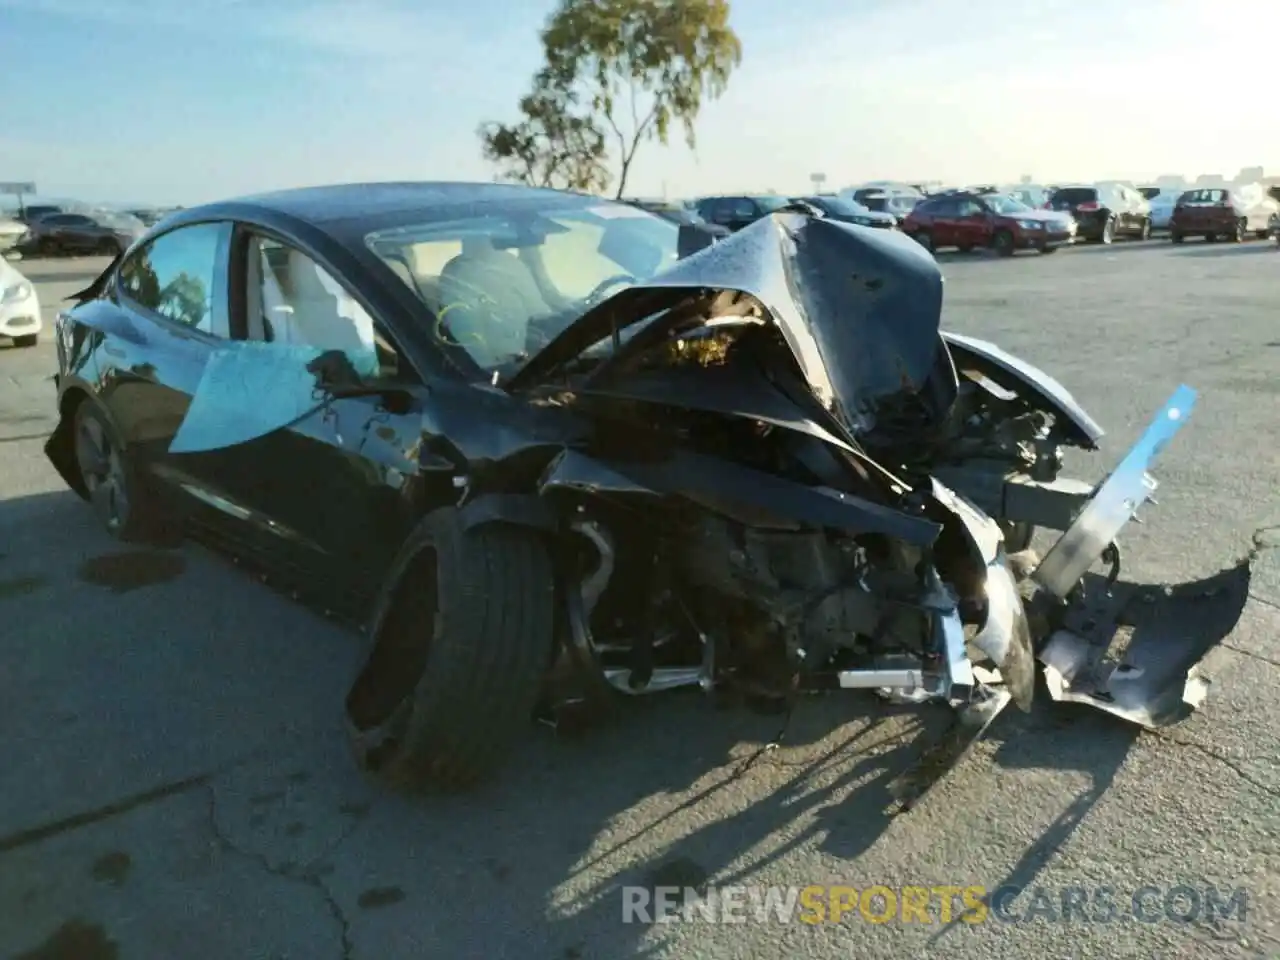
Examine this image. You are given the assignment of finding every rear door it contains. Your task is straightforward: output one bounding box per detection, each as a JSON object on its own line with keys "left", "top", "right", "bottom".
{"left": 98, "top": 221, "right": 235, "bottom": 498}
{"left": 955, "top": 197, "right": 992, "bottom": 247}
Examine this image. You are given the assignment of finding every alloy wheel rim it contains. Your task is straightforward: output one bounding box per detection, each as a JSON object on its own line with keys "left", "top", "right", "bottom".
{"left": 75, "top": 416, "right": 129, "bottom": 531}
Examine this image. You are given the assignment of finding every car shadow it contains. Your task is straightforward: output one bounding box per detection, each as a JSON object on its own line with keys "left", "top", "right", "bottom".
{"left": 0, "top": 483, "right": 1254, "bottom": 958}
{"left": 1174, "top": 242, "right": 1278, "bottom": 258}
{"left": 1056, "top": 238, "right": 1166, "bottom": 254}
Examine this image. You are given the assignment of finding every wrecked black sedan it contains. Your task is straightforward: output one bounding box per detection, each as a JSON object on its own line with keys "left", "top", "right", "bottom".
{"left": 45, "top": 182, "right": 1204, "bottom": 805}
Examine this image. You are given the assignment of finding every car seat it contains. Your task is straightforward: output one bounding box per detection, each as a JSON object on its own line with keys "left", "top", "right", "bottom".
{"left": 436, "top": 239, "right": 550, "bottom": 367}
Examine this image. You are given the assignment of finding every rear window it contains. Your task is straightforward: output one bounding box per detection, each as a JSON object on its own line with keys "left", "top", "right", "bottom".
{"left": 1050, "top": 188, "right": 1098, "bottom": 206}
{"left": 1140, "top": 187, "right": 1161, "bottom": 200}
{"left": 1178, "top": 189, "right": 1228, "bottom": 204}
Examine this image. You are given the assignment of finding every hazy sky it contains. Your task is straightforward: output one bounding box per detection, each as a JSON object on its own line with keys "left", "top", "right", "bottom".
{"left": 1, "top": 0, "right": 1276, "bottom": 205}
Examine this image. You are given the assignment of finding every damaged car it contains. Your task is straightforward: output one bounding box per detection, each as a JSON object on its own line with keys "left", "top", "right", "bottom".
{"left": 44, "top": 182, "right": 1203, "bottom": 807}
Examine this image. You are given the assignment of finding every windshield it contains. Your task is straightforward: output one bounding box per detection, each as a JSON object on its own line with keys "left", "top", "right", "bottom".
{"left": 805, "top": 196, "right": 866, "bottom": 217}
{"left": 752, "top": 195, "right": 791, "bottom": 213}
{"left": 1050, "top": 187, "right": 1097, "bottom": 207}
{"left": 886, "top": 196, "right": 918, "bottom": 212}
{"left": 100, "top": 211, "right": 146, "bottom": 231}
{"left": 984, "top": 194, "right": 1031, "bottom": 215}
{"left": 365, "top": 201, "right": 680, "bottom": 374}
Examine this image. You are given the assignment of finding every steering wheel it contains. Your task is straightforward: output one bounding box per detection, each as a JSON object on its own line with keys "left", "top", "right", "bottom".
{"left": 582, "top": 273, "right": 636, "bottom": 307}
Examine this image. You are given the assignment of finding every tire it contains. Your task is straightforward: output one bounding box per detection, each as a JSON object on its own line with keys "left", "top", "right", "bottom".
{"left": 913, "top": 230, "right": 934, "bottom": 252}
{"left": 97, "top": 237, "right": 122, "bottom": 256}
{"left": 1100, "top": 217, "right": 1115, "bottom": 244}
{"left": 992, "top": 230, "right": 1015, "bottom": 257}
{"left": 37, "top": 237, "right": 58, "bottom": 257}
{"left": 956, "top": 242, "right": 974, "bottom": 253}
{"left": 1139, "top": 218, "right": 1151, "bottom": 241}
{"left": 1231, "top": 218, "right": 1245, "bottom": 243}
{"left": 1038, "top": 244, "right": 1058, "bottom": 254}
{"left": 346, "top": 508, "right": 556, "bottom": 789}
{"left": 12, "top": 333, "right": 38, "bottom": 348}
{"left": 71, "top": 399, "right": 171, "bottom": 542}
{"left": 1256, "top": 230, "right": 1269, "bottom": 240}
{"left": 1171, "top": 230, "right": 1184, "bottom": 244}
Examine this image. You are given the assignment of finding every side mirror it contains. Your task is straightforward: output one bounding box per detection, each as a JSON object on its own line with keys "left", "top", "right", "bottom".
{"left": 308, "top": 348, "right": 414, "bottom": 410}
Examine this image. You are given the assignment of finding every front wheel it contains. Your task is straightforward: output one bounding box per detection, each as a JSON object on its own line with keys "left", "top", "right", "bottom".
{"left": 12, "top": 333, "right": 38, "bottom": 348}
{"left": 1171, "top": 230, "right": 1184, "bottom": 244}
{"left": 913, "top": 230, "right": 934, "bottom": 252}
{"left": 1038, "top": 244, "right": 1058, "bottom": 255}
{"left": 1231, "top": 218, "right": 1245, "bottom": 243}
{"left": 347, "top": 508, "right": 556, "bottom": 789}
{"left": 1139, "top": 218, "right": 1151, "bottom": 241}
{"left": 1100, "top": 218, "right": 1115, "bottom": 244}
{"left": 992, "top": 230, "right": 1015, "bottom": 257}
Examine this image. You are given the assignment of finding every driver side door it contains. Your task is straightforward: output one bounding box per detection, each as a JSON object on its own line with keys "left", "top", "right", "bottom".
{"left": 174, "top": 227, "right": 429, "bottom": 598}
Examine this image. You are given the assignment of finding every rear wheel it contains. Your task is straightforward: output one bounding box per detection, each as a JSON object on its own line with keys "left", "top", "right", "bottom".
{"left": 72, "top": 400, "right": 171, "bottom": 542}
{"left": 992, "top": 230, "right": 1015, "bottom": 256}
{"left": 96, "top": 236, "right": 122, "bottom": 255}
{"left": 1139, "top": 218, "right": 1151, "bottom": 241}
{"left": 1171, "top": 230, "right": 1184, "bottom": 243}
{"left": 1231, "top": 218, "right": 1245, "bottom": 243}
{"left": 1100, "top": 217, "right": 1115, "bottom": 244}
{"left": 1255, "top": 229, "right": 1269, "bottom": 240}
{"left": 913, "top": 230, "right": 934, "bottom": 252}
{"left": 956, "top": 242, "right": 974, "bottom": 253}
{"left": 12, "top": 333, "right": 38, "bottom": 347}
{"left": 1038, "top": 245, "right": 1058, "bottom": 254}
{"left": 347, "top": 508, "right": 556, "bottom": 789}
{"left": 1205, "top": 233, "right": 1218, "bottom": 242}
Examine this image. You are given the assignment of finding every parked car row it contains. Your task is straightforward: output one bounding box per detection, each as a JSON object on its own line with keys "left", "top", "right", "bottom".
{"left": 1, "top": 201, "right": 182, "bottom": 259}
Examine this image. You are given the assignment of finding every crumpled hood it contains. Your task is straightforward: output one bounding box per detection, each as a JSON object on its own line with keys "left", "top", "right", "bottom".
{"left": 506, "top": 212, "right": 946, "bottom": 434}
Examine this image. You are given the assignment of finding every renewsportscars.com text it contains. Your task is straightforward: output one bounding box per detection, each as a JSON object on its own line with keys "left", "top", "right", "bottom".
{"left": 622, "top": 883, "right": 1249, "bottom": 926}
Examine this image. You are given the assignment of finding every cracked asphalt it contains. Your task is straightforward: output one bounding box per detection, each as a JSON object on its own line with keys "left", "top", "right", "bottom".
{"left": 1, "top": 239, "right": 1278, "bottom": 960}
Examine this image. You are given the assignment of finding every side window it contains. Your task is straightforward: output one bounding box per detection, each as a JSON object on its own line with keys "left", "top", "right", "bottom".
{"left": 727, "top": 198, "right": 755, "bottom": 219}
{"left": 118, "top": 222, "right": 229, "bottom": 335}
{"left": 957, "top": 199, "right": 984, "bottom": 216}
{"left": 243, "top": 234, "right": 407, "bottom": 382}
{"left": 932, "top": 199, "right": 959, "bottom": 217}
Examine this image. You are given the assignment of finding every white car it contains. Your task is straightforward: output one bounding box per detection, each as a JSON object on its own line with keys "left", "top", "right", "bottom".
{"left": 0, "top": 257, "right": 41, "bottom": 347}
{"left": 1142, "top": 188, "right": 1182, "bottom": 231}
{"left": 0, "top": 217, "right": 28, "bottom": 252}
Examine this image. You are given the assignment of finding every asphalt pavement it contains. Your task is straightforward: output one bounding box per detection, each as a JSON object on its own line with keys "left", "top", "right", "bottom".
{"left": 1, "top": 239, "right": 1278, "bottom": 960}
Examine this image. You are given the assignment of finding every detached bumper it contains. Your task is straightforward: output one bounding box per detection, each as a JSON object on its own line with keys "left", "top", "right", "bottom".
{"left": 1031, "top": 386, "right": 1208, "bottom": 728}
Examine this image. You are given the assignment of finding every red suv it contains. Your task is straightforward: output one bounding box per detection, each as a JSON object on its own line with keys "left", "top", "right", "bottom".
{"left": 901, "top": 191, "right": 1076, "bottom": 256}
{"left": 1169, "top": 188, "right": 1272, "bottom": 243}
